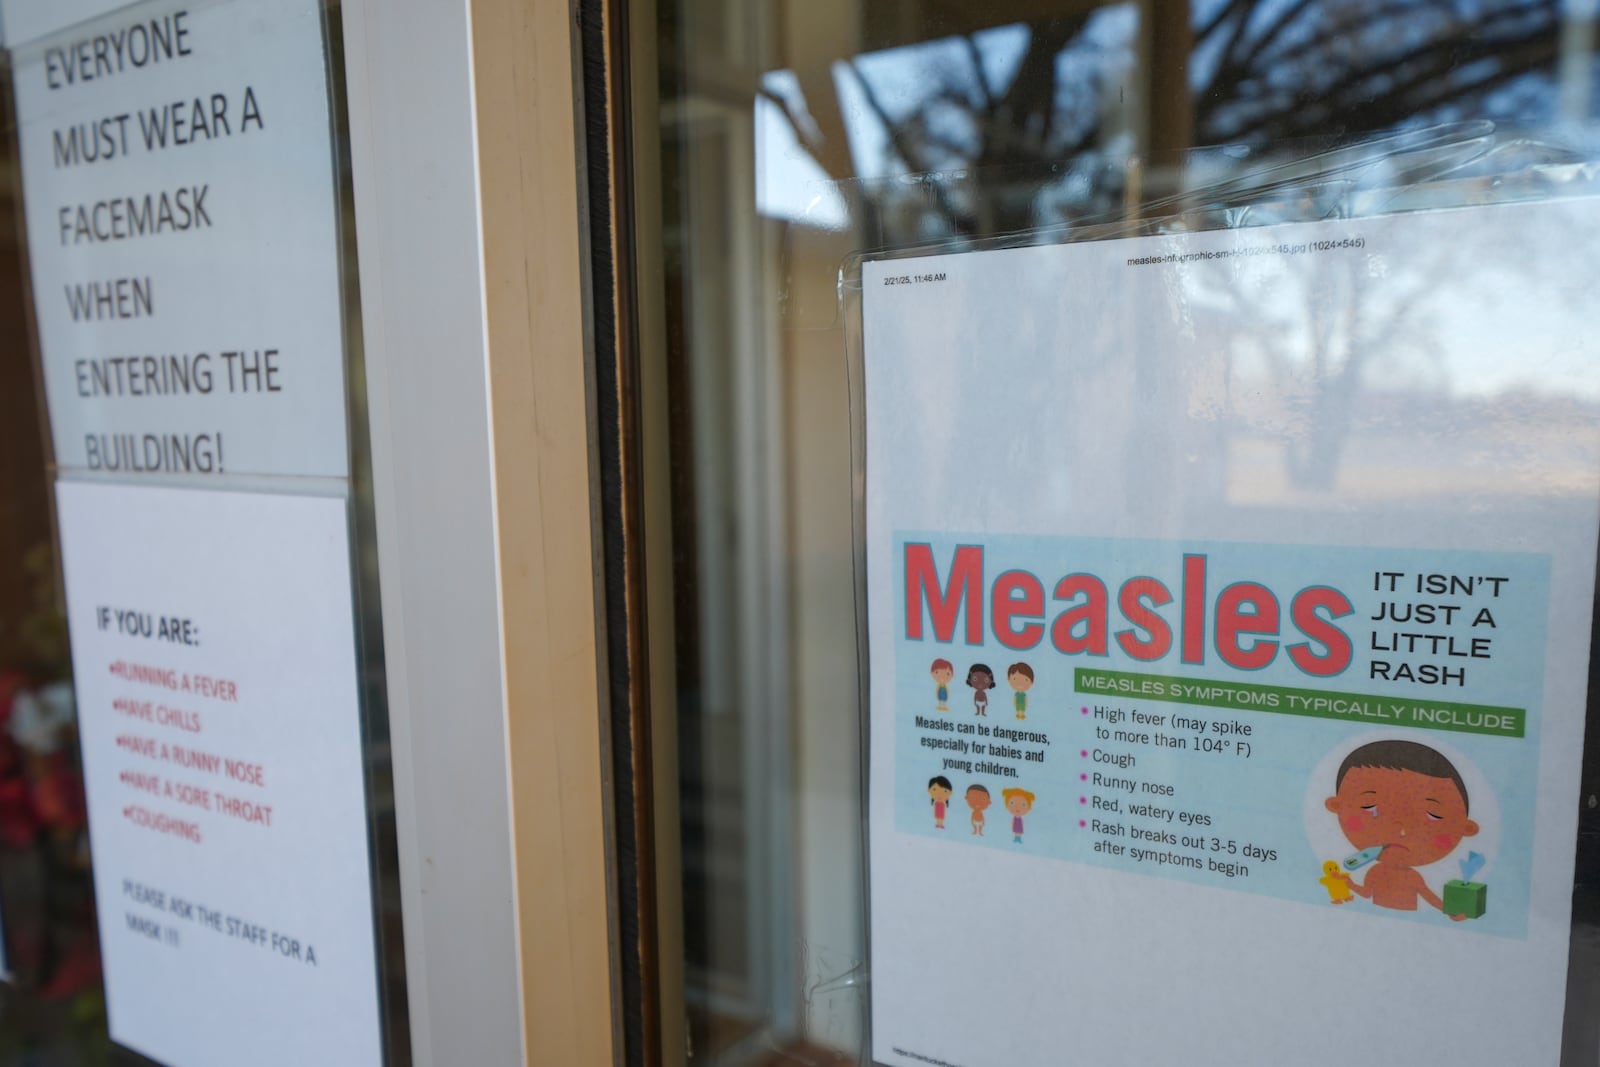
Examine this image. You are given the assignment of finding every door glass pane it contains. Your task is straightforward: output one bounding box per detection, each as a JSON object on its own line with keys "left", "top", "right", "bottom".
{"left": 648, "top": 2, "right": 1600, "bottom": 1063}
{"left": 0, "top": 4, "right": 409, "bottom": 1063}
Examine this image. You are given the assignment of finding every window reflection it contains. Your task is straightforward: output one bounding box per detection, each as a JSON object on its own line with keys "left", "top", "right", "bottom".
{"left": 757, "top": 1, "right": 1595, "bottom": 237}
{"left": 0, "top": 151, "right": 108, "bottom": 1060}
{"left": 655, "top": 1, "right": 1599, "bottom": 1063}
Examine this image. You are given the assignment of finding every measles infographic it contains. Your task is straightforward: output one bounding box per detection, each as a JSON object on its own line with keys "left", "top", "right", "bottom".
{"left": 862, "top": 198, "right": 1600, "bottom": 1067}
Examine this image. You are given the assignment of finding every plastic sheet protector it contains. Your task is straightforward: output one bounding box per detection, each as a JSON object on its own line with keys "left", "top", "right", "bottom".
{"left": 863, "top": 198, "right": 1600, "bottom": 1067}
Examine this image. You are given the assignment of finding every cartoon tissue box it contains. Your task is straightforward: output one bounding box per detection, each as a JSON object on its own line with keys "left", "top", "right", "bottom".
{"left": 1443, "top": 880, "right": 1486, "bottom": 918}
{"left": 1444, "top": 852, "right": 1488, "bottom": 919}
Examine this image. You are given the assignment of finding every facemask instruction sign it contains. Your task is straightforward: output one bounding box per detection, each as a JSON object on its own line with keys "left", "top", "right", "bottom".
{"left": 864, "top": 198, "right": 1600, "bottom": 1066}
{"left": 8, "top": 0, "right": 349, "bottom": 481}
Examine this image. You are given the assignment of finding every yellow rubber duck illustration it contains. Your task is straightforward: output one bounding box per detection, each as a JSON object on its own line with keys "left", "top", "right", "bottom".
{"left": 1319, "top": 860, "right": 1353, "bottom": 904}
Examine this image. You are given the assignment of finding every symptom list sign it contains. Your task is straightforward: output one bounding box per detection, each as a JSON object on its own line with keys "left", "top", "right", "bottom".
{"left": 56, "top": 481, "right": 381, "bottom": 1067}
{"left": 864, "top": 198, "right": 1600, "bottom": 1066}
{"left": 8, "top": 0, "right": 348, "bottom": 479}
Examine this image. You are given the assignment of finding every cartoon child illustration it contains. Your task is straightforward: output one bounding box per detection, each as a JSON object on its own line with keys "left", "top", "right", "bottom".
{"left": 966, "top": 783, "right": 991, "bottom": 836}
{"left": 929, "top": 775, "right": 953, "bottom": 830}
{"left": 1007, "top": 662, "right": 1034, "bottom": 720}
{"left": 1323, "top": 740, "right": 1479, "bottom": 919}
{"left": 967, "top": 663, "right": 995, "bottom": 717}
{"left": 1003, "top": 787, "right": 1035, "bottom": 844}
{"left": 931, "top": 658, "right": 954, "bottom": 712}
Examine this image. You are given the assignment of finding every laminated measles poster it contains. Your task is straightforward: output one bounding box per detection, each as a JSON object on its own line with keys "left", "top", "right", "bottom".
{"left": 862, "top": 198, "right": 1600, "bottom": 1067}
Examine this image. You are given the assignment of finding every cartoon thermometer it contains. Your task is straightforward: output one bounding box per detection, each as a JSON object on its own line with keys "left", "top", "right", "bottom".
{"left": 1341, "top": 846, "right": 1384, "bottom": 871}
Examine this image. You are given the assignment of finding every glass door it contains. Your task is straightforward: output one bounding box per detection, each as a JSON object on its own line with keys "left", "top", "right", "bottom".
{"left": 614, "top": 2, "right": 1600, "bottom": 1064}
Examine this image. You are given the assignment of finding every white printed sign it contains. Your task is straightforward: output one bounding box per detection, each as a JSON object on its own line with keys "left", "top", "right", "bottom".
{"left": 865, "top": 198, "right": 1600, "bottom": 1066}
{"left": 1, "top": 0, "right": 136, "bottom": 49}
{"left": 11, "top": 0, "right": 348, "bottom": 480}
{"left": 56, "top": 481, "right": 380, "bottom": 1067}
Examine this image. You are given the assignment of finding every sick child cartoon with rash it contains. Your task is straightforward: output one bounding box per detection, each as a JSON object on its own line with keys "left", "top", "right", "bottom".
{"left": 1324, "top": 740, "right": 1479, "bottom": 919}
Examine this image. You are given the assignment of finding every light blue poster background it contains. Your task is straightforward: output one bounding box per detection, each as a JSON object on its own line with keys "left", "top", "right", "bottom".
{"left": 891, "top": 531, "right": 1550, "bottom": 938}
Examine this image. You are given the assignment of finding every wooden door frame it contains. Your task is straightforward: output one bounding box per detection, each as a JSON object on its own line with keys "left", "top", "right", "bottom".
{"left": 342, "top": 1, "right": 622, "bottom": 1062}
